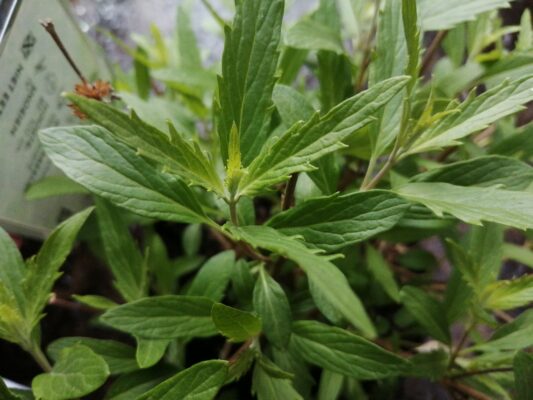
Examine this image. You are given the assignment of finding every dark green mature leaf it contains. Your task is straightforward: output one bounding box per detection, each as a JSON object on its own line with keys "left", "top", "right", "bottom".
{"left": 317, "top": 370, "right": 343, "bottom": 400}
{"left": 187, "top": 251, "right": 235, "bottom": 301}
{"left": 228, "top": 225, "right": 376, "bottom": 337}
{"left": 237, "top": 76, "right": 409, "bottom": 197}
{"left": 366, "top": 244, "right": 400, "bottom": 302}
{"left": 32, "top": 345, "right": 109, "bottom": 400}
{"left": 138, "top": 360, "right": 228, "bottom": 400}
{"left": 65, "top": 95, "right": 223, "bottom": 194}
{"left": 217, "top": 0, "right": 284, "bottom": 165}
{"left": 514, "top": 351, "right": 533, "bottom": 400}
{"left": 101, "top": 296, "right": 217, "bottom": 339}
{"left": 211, "top": 303, "right": 261, "bottom": 342}
{"left": 472, "top": 310, "right": 533, "bottom": 352}
{"left": 253, "top": 265, "right": 292, "bottom": 347}
{"left": 48, "top": 337, "right": 137, "bottom": 375}
{"left": 96, "top": 199, "right": 146, "bottom": 302}
{"left": 419, "top": 0, "right": 514, "bottom": 31}
{"left": 23, "top": 208, "right": 93, "bottom": 328}
{"left": 400, "top": 286, "right": 450, "bottom": 343}
{"left": 412, "top": 156, "right": 533, "bottom": 190}
{"left": 252, "top": 357, "right": 303, "bottom": 400}
{"left": 397, "top": 182, "right": 533, "bottom": 229}
{"left": 0, "top": 227, "right": 27, "bottom": 313}
{"left": 39, "top": 125, "right": 212, "bottom": 226}
{"left": 291, "top": 321, "right": 409, "bottom": 379}
{"left": 406, "top": 76, "right": 533, "bottom": 155}
{"left": 0, "top": 380, "right": 21, "bottom": 400}
{"left": 268, "top": 190, "right": 410, "bottom": 252}
{"left": 106, "top": 367, "right": 174, "bottom": 400}
{"left": 404, "top": 350, "right": 449, "bottom": 380}
{"left": 272, "top": 85, "right": 314, "bottom": 128}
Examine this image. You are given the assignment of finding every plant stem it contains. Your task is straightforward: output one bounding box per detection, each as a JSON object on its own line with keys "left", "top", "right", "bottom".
{"left": 229, "top": 199, "right": 239, "bottom": 226}
{"left": 420, "top": 30, "right": 448, "bottom": 77}
{"left": 355, "top": 0, "right": 381, "bottom": 92}
{"left": 449, "top": 367, "right": 513, "bottom": 379}
{"left": 281, "top": 174, "right": 299, "bottom": 211}
{"left": 448, "top": 324, "right": 473, "bottom": 369}
{"left": 442, "top": 379, "right": 492, "bottom": 400}
{"left": 30, "top": 343, "right": 53, "bottom": 372}
{"left": 199, "top": 0, "right": 226, "bottom": 28}
{"left": 40, "top": 19, "right": 87, "bottom": 84}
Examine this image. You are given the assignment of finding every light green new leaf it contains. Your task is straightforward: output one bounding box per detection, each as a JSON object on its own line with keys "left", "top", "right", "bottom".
{"left": 137, "top": 360, "right": 228, "bottom": 400}
{"left": 290, "top": 320, "right": 409, "bottom": 379}
{"left": 503, "top": 243, "right": 533, "bottom": 269}
{"left": 96, "top": 199, "right": 146, "bottom": 302}
{"left": 482, "top": 275, "right": 533, "bottom": 310}
{"left": 0, "top": 227, "right": 27, "bottom": 312}
{"left": 402, "top": 0, "right": 420, "bottom": 84}
{"left": 32, "top": 345, "right": 109, "bottom": 400}
{"left": 252, "top": 357, "right": 303, "bottom": 400}
{"left": 366, "top": 245, "right": 400, "bottom": 302}
{"left": 187, "top": 251, "right": 235, "bottom": 301}
{"left": 39, "top": 125, "right": 212, "bottom": 226}
{"left": 514, "top": 351, "right": 533, "bottom": 400}
{"left": 407, "top": 76, "right": 533, "bottom": 155}
{"left": 48, "top": 337, "right": 137, "bottom": 375}
{"left": 411, "top": 155, "right": 533, "bottom": 190}
{"left": 135, "top": 338, "right": 169, "bottom": 369}
{"left": 211, "top": 303, "right": 261, "bottom": 343}
{"left": 317, "top": 370, "right": 344, "bottom": 400}
{"left": 65, "top": 94, "right": 223, "bottom": 194}
{"left": 253, "top": 265, "right": 292, "bottom": 347}
{"left": 238, "top": 76, "right": 410, "bottom": 197}
{"left": 419, "top": 0, "right": 514, "bottom": 31}
{"left": 397, "top": 182, "right": 533, "bottom": 229}
{"left": 268, "top": 190, "right": 410, "bottom": 252}
{"left": 72, "top": 294, "right": 118, "bottom": 310}
{"left": 152, "top": 67, "right": 216, "bottom": 97}
{"left": 400, "top": 286, "right": 450, "bottom": 343}
{"left": 285, "top": 18, "right": 344, "bottom": 54}
{"left": 176, "top": 5, "right": 202, "bottom": 69}
{"left": 227, "top": 225, "right": 376, "bottom": 338}
{"left": 217, "top": 0, "right": 284, "bottom": 165}
{"left": 472, "top": 310, "right": 533, "bottom": 352}
{"left": 25, "top": 176, "right": 88, "bottom": 200}
{"left": 518, "top": 9, "right": 532, "bottom": 51}
{"left": 101, "top": 295, "right": 217, "bottom": 339}
{"left": 24, "top": 208, "right": 93, "bottom": 328}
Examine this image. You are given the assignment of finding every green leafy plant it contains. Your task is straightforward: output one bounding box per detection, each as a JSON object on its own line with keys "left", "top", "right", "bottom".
{"left": 1, "top": 0, "right": 533, "bottom": 399}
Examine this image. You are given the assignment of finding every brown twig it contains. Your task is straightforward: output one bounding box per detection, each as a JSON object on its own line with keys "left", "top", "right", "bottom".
{"left": 442, "top": 379, "right": 492, "bottom": 400}
{"left": 228, "top": 339, "right": 253, "bottom": 364}
{"left": 421, "top": 30, "right": 448, "bottom": 77}
{"left": 355, "top": 0, "right": 381, "bottom": 92}
{"left": 40, "top": 19, "right": 88, "bottom": 84}
{"left": 448, "top": 326, "right": 472, "bottom": 369}
{"left": 281, "top": 173, "right": 299, "bottom": 211}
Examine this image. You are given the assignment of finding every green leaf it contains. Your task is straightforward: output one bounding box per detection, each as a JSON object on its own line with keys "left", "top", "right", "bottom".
{"left": 503, "top": 243, "right": 533, "bottom": 269}
{"left": 285, "top": 18, "right": 344, "bottom": 54}
{"left": 407, "top": 76, "right": 533, "bottom": 155}
{"left": 106, "top": 368, "right": 173, "bottom": 400}
{"left": 290, "top": 320, "right": 409, "bottom": 379}
{"left": 517, "top": 9, "right": 532, "bottom": 51}
{"left": 217, "top": 0, "right": 284, "bottom": 165}
{"left": 25, "top": 176, "right": 88, "bottom": 200}
{"left": 401, "top": 0, "right": 420, "bottom": 84}
{"left": 400, "top": 286, "right": 450, "bottom": 343}
{"left": 96, "top": 199, "right": 146, "bottom": 302}
{"left": 211, "top": 303, "right": 261, "bottom": 342}
{"left": 404, "top": 350, "right": 449, "bottom": 380}
{"left": 32, "top": 345, "right": 109, "bottom": 400}
{"left": 472, "top": 310, "right": 533, "bottom": 352}
{"left": 419, "top": 0, "right": 514, "bottom": 31}
{"left": 482, "top": 275, "right": 533, "bottom": 310}
{"left": 187, "top": 251, "right": 235, "bottom": 301}
{"left": 176, "top": 5, "right": 202, "bottom": 69}
{"left": 253, "top": 265, "right": 292, "bottom": 347}
{"left": 135, "top": 338, "right": 169, "bottom": 369}
{"left": 397, "top": 182, "right": 533, "bottom": 229}
{"left": 237, "top": 76, "right": 410, "bottom": 197}
{"left": 268, "top": 190, "right": 410, "bottom": 252}
{"left": 152, "top": 67, "right": 216, "bottom": 97}
{"left": 252, "top": 356, "right": 303, "bottom": 400}
{"left": 48, "top": 337, "right": 137, "bottom": 375}
{"left": 72, "top": 294, "right": 118, "bottom": 310}
{"left": 101, "top": 295, "right": 217, "bottom": 339}
{"left": 272, "top": 85, "right": 315, "bottom": 128}
{"left": 227, "top": 225, "right": 376, "bottom": 338}
{"left": 137, "top": 360, "right": 228, "bottom": 400}
{"left": 64, "top": 95, "right": 223, "bottom": 195}
{"left": 39, "top": 125, "right": 212, "bottom": 226}
{"left": 366, "top": 244, "right": 400, "bottom": 302}
{"left": 0, "top": 227, "right": 27, "bottom": 313}
{"left": 0, "top": 380, "right": 22, "bottom": 400}
{"left": 23, "top": 208, "right": 93, "bottom": 328}
{"left": 411, "top": 155, "right": 533, "bottom": 190}
{"left": 514, "top": 351, "right": 533, "bottom": 400}
{"left": 317, "top": 370, "right": 343, "bottom": 400}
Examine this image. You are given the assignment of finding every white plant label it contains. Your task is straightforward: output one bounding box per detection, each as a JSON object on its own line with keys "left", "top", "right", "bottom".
{"left": 0, "top": 0, "right": 107, "bottom": 238}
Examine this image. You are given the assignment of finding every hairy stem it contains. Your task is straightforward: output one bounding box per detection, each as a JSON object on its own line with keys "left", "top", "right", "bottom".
{"left": 449, "top": 367, "right": 513, "bottom": 379}
{"left": 29, "top": 343, "right": 53, "bottom": 372}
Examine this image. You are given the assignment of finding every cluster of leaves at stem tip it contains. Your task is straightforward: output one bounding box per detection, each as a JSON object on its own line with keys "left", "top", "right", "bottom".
{"left": 2, "top": 0, "right": 533, "bottom": 399}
